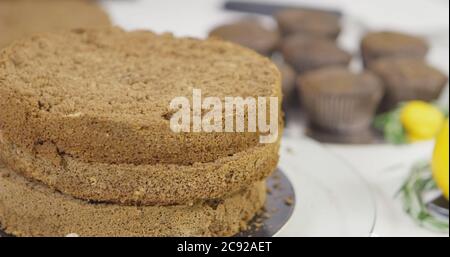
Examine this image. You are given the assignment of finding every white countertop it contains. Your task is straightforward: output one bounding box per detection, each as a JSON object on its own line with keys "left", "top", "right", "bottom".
{"left": 101, "top": 0, "right": 449, "bottom": 237}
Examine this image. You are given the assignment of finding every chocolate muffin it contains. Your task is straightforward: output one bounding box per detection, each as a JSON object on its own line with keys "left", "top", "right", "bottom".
{"left": 299, "top": 67, "right": 384, "bottom": 136}
{"left": 209, "top": 19, "right": 280, "bottom": 56}
{"left": 370, "top": 58, "right": 448, "bottom": 110}
{"left": 0, "top": 0, "right": 111, "bottom": 49}
{"left": 273, "top": 59, "right": 297, "bottom": 117}
{"left": 281, "top": 35, "right": 352, "bottom": 74}
{"left": 361, "top": 31, "right": 429, "bottom": 67}
{"left": 273, "top": 59, "right": 297, "bottom": 100}
{"left": 274, "top": 8, "right": 341, "bottom": 39}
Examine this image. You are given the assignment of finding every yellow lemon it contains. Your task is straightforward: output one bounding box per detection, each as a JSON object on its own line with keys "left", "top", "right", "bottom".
{"left": 400, "top": 101, "right": 445, "bottom": 142}
{"left": 432, "top": 119, "right": 449, "bottom": 200}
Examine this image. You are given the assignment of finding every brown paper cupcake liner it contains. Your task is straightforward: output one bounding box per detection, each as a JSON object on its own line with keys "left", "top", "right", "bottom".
{"left": 306, "top": 125, "right": 379, "bottom": 144}
{"left": 301, "top": 89, "right": 383, "bottom": 135}
{"left": 383, "top": 83, "right": 447, "bottom": 110}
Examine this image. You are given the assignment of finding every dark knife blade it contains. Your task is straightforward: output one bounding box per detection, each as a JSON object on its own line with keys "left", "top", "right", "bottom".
{"left": 223, "top": 1, "right": 342, "bottom": 17}
{"left": 428, "top": 196, "right": 450, "bottom": 218}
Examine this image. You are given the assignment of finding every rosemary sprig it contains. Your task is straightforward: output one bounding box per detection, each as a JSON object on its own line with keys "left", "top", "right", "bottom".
{"left": 398, "top": 161, "right": 449, "bottom": 233}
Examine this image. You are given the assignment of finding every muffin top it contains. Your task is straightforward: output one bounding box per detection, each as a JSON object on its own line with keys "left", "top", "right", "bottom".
{"left": 209, "top": 19, "right": 280, "bottom": 56}
{"left": 0, "top": 28, "right": 282, "bottom": 165}
{"left": 299, "top": 67, "right": 383, "bottom": 95}
{"left": 370, "top": 58, "right": 448, "bottom": 88}
{"left": 274, "top": 9, "right": 341, "bottom": 39}
{"left": 0, "top": 0, "right": 111, "bottom": 49}
{"left": 281, "top": 35, "right": 351, "bottom": 73}
{"left": 361, "top": 31, "right": 428, "bottom": 57}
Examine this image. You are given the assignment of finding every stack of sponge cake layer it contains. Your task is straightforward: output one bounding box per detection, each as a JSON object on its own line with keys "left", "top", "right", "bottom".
{"left": 0, "top": 28, "right": 282, "bottom": 236}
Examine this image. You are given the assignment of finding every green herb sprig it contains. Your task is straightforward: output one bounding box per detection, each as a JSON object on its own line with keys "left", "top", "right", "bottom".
{"left": 398, "top": 161, "right": 449, "bottom": 233}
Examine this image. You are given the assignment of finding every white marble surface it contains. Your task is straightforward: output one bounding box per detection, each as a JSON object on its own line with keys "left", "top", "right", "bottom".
{"left": 325, "top": 141, "right": 443, "bottom": 237}
{"left": 100, "top": 0, "right": 449, "bottom": 237}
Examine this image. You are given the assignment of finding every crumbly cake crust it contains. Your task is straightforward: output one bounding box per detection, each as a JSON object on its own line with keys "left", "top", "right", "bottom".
{"left": 0, "top": 163, "right": 266, "bottom": 237}
{"left": 0, "top": 27, "right": 282, "bottom": 166}
{"left": 0, "top": 131, "right": 279, "bottom": 205}
{"left": 0, "top": 0, "right": 111, "bottom": 49}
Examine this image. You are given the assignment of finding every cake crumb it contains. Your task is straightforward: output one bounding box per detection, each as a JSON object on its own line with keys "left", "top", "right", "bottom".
{"left": 284, "top": 196, "right": 294, "bottom": 206}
